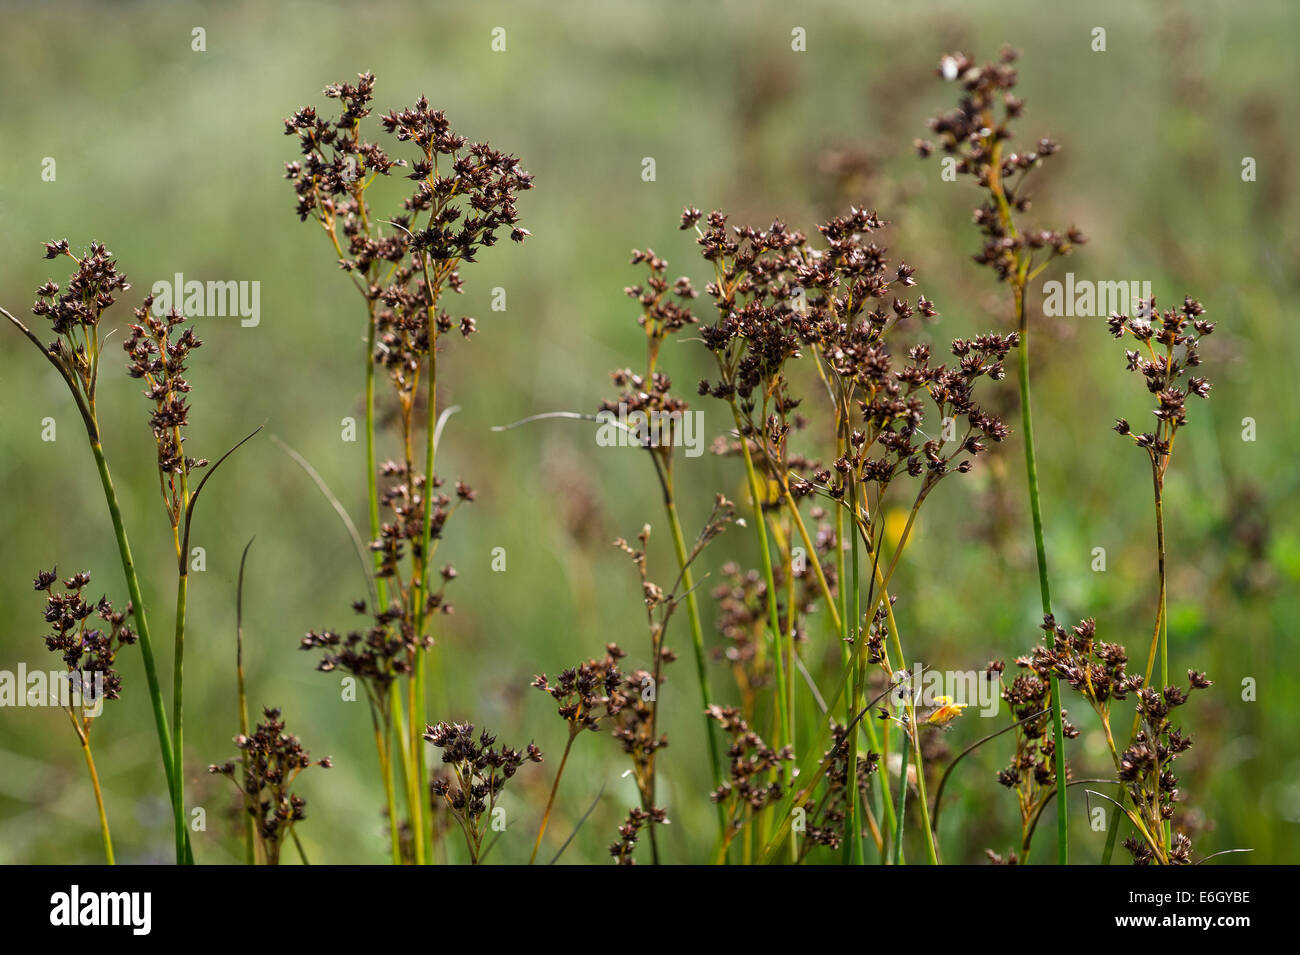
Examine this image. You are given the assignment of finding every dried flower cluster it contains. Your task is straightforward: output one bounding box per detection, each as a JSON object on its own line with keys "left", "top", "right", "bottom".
{"left": 425, "top": 721, "right": 541, "bottom": 864}
{"left": 30, "top": 241, "right": 130, "bottom": 403}
{"left": 285, "top": 73, "right": 532, "bottom": 865}
{"left": 209, "top": 707, "right": 332, "bottom": 865}
{"left": 532, "top": 647, "right": 627, "bottom": 733}
{"left": 1026, "top": 615, "right": 1211, "bottom": 864}
{"left": 300, "top": 608, "right": 411, "bottom": 697}
{"left": 916, "top": 47, "right": 1085, "bottom": 284}
{"left": 9, "top": 236, "right": 255, "bottom": 866}
{"left": 0, "top": 47, "right": 1238, "bottom": 869}
{"left": 708, "top": 704, "right": 794, "bottom": 857}
{"left": 1110, "top": 296, "right": 1214, "bottom": 464}
{"left": 124, "top": 296, "right": 207, "bottom": 515}
{"left": 34, "top": 568, "right": 136, "bottom": 705}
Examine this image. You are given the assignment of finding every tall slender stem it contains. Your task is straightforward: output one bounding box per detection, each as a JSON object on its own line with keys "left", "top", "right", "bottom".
{"left": 390, "top": 680, "right": 419, "bottom": 863}
{"left": 662, "top": 485, "right": 726, "bottom": 838}
{"left": 1107, "top": 465, "right": 1173, "bottom": 863}
{"left": 781, "top": 487, "right": 841, "bottom": 632}
{"left": 906, "top": 720, "right": 940, "bottom": 864}
{"left": 171, "top": 567, "right": 189, "bottom": 865}
{"left": 988, "top": 137, "right": 1067, "bottom": 866}
{"left": 405, "top": 674, "right": 426, "bottom": 864}
{"left": 530, "top": 727, "right": 578, "bottom": 864}
{"left": 1014, "top": 284, "right": 1068, "bottom": 865}
{"left": 874, "top": 562, "right": 939, "bottom": 865}
{"left": 756, "top": 499, "right": 922, "bottom": 863}
{"left": 1151, "top": 473, "right": 1170, "bottom": 850}
{"left": 365, "top": 309, "right": 387, "bottom": 609}
{"left": 68, "top": 709, "right": 114, "bottom": 866}
{"left": 89, "top": 440, "right": 180, "bottom": 842}
{"left": 411, "top": 339, "right": 439, "bottom": 864}
{"left": 236, "top": 539, "right": 255, "bottom": 864}
{"left": 892, "top": 729, "right": 910, "bottom": 864}
{"left": 83, "top": 742, "right": 114, "bottom": 864}
{"left": 844, "top": 475, "right": 864, "bottom": 864}
{"left": 370, "top": 702, "right": 402, "bottom": 866}
{"left": 729, "top": 406, "right": 789, "bottom": 774}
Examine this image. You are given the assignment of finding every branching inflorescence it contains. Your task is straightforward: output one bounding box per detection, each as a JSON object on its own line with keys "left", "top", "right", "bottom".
{"left": 285, "top": 73, "right": 532, "bottom": 864}
{"left": 0, "top": 47, "right": 1232, "bottom": 868}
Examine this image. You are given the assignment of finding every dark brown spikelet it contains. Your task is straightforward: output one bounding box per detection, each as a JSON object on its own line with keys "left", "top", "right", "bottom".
{"left": 424, "top": 720, "right": 541, "bottom": 863}
{"left": 1108, "top": 296, "right": 1214, "bottom": 470}
{"left": 34, "top": 568, "right": 136, "bottom": 706}
{"left": 208, "top": 706, "right": 331, "bottom": 865}
{"left": 917, "top": 47, "right": 1086, "bottom": 283}
{"left": 609, "top": 805, "right": 667, "bottom": 865}
{"left": 29, "top": 241, "right": 131, "bottom": 401}
{"left": 123, "top": 297, "right": 208, "bottom": 519}
{"left": 687, "top": 204, "right": 1008, "bottom": 511}
{"left": 532, "top": 644, "right": 627, "bottom": 733}
{"left": 707, "top": 704, "right": 794, "bottom": 813}
{"left": 1019, "top": 615, "right": 1212, "bottom": 864}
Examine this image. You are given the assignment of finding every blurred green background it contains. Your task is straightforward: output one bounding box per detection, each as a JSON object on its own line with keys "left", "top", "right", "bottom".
{"left": 0, "top": 0, "right": 1295, "bottom": 864}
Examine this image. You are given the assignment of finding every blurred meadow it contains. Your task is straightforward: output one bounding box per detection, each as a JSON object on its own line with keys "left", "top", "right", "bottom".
{"left": 0, "top": 0, "right": 1296, "bottom": 864}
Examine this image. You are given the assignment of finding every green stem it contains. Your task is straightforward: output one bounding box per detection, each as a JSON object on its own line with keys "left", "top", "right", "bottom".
{"left": 90, "top": 441, "right": 181, "bottom": 842}
{"left": 410, "top": 343, "right": 438, "bottom": 864}
{"left": 236, "top": 540, "right": 255, "bottom": 864}
{"left": 371, "top": 702, "right": 402, "bottom": 866}
{"left": 390, "top": 680, "right": 419, "bottom": 863}
{"left": 729, "top": 404, "right": 790, "bottom": 845}
{"left": 1153, "top": 474, "right": 1170, "bottom": 851}
{"left": 171, "top": 568, "right": 189, "bottom": 865}
{"left": 869, "top": 536, "right": 939, "bottom": 866}
{"left": 892, "top": 728, "right": 910, "bottom": 865}
{"left": 1110, "top": 466, "right": 1173, "bottom": 863}
{"left": 844, "top": 476, "right": 864, "bottom": 864}
{"left": 755, "top": 492, "right": 925, "bottom": 864}
{"left": 406, "top": 672, "right": 427, "bottom": 864}
{"left": 291, "top": 828, "right": 310, "bottom": 865}
{"left": 365, "top": 312, "right": 387, "bottom": 609}
{"left": 663, "top": 489, "right": 727, "bottom": 840}
{"left": 907, "top": 722, "right": 940, "bottom": 864}
{"left": 1015, "top": 285, "right": 1068, "bottom": 865}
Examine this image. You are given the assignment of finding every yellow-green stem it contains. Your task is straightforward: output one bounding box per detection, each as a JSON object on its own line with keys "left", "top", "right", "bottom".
{"left": 365, "top": 314, "right": 387, "bottom": 609}
{"left": 390, "top": 680, "right": 420, "bottom": 863}
{"left": 236, "top": 548, "right": 254, "bottom": 865}
{"left": 89, "top": 441, "right": 182, "bottom": 848}
{"left": 844, "top": 475, "right": 864, "bottom": 864}
{"left": 75, "top": 724, "right": 114, "bottom": 865}
{"left": 1014, "top": 284, "right": 1068, "bottom": 865}
{"left": 371, "top": 704, "right": 402, "bottom": 866}
{"left": 171, "top": 569, "right": 189, "bottom": 864}
{"left": 411, "top": 342, "right": 439, "bottom": 863}
{"left": 663, "top": 489, "right": 727, "bottom": 841}
{"left": 729, "top": 404, "right": 791, "bottom": 850}
{"left": 530, "top": 727, "right": 578, "bottom": 864}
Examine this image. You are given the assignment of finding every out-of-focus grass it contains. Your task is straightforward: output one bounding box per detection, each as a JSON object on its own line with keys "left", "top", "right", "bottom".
{"left": 0, "top": 0, "right": 1295, "bottom": 864}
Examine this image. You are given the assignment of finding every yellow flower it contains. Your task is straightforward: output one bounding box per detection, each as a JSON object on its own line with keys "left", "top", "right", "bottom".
{"left": 924, "top": 695, "right": 966, "bottom": 727}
